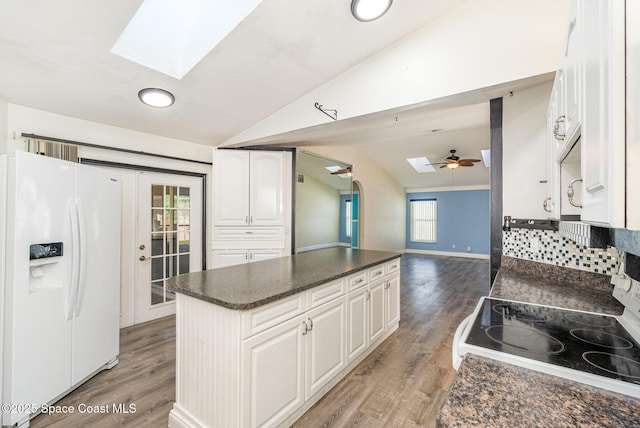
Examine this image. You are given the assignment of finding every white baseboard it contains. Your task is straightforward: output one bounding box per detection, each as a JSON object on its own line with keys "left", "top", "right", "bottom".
{"left": 405, "top": 249, "right": 490, "bottom": 260}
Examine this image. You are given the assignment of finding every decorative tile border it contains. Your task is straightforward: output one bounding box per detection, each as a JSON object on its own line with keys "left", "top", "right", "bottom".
{"left": 503, "top": 229, "right": 621, "bottom": 275}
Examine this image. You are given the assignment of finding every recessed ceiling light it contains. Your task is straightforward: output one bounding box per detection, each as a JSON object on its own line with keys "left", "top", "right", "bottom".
{"left": 351, "top": 0, "right": 393, "bottom": 22}
{"left": 138, "top": 87, "right": 175, "bottom": 108}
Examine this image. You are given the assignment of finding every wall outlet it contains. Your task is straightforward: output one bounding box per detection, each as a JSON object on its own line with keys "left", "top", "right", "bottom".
{"left": 531, "top": 238, "right": 540, "bottom": 253}
{"left": 467, "top": 246, "right": 471, "bottom": 252}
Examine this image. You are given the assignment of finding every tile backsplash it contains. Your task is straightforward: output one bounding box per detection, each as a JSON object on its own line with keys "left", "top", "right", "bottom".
{"left": 503, "top": 229, "right": 621, "bottom": 275}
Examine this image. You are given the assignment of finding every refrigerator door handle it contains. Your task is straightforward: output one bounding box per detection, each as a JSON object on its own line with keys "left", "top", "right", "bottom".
{"left": 73, "top": 201, "right": 88, "bottom": 317}
{"left": 67, "top": 200, "right": 81, "bottom": 320}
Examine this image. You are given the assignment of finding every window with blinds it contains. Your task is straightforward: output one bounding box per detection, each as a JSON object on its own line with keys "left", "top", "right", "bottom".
{"left": 410, "top": 199, "right": 437, "bottom": 243}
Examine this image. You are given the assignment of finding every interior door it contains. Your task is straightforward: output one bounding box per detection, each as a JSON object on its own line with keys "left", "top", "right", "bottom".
{"left": 135, "top": 172, "right": 203, "bottom": 324}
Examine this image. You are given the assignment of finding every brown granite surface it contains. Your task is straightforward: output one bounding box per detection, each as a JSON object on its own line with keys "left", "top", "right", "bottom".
{"left": 438, "top": 355, "right": 640, "bottom": 428}
{"left": 167, "top": 247, "right": 400, "bottom": 310}
{"left": 492, "top": 256, "right": 624, "bottom": 315}
{"left": 438, "top": 256, "right": 636, "bottom": 426}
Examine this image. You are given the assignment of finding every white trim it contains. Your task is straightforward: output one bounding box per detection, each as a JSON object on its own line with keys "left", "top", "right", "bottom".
{"left": 405, "top": 249, "right": 489, "bottom": 259}
{"left": 406, "top": 184, "right": 490, "bottom": 193}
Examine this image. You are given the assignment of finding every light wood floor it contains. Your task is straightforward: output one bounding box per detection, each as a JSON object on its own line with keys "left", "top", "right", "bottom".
{"left": 30, "top": 253, "right": 489, "bottom": 428}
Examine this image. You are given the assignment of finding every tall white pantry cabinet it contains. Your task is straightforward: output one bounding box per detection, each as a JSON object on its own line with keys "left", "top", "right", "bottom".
{"left": 212, "top": 149, "right": 291, "bottom": 267}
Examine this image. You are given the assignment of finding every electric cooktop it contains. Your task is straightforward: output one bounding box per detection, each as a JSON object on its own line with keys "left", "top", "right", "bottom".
{"left": 462, "top": 298, "right": 640, "bottom": 389}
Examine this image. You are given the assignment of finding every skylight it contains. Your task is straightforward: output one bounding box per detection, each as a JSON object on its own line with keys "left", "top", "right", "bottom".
{"left": 111, "top": 0, "right": 264, "bottom": 79}
{"left": 406, "top": 157, "right": 436, "bottom": 173}
{"left": 325, "top": 166, "right": 351, "bottom": 178}
{"left": 481, "top": 149, "right": 491, "bottom": 167}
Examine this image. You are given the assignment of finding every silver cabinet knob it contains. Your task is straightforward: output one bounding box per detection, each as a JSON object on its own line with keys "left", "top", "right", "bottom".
{"left": 139, "top": 255, "right": 147, "bottom": 261}
{"left": 139, "top": 244, "right": 146, "bottom": 250}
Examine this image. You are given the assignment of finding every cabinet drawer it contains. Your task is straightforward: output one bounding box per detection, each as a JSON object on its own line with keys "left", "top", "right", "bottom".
{"left": 386, "top": 259, "right": 400, "bottom": 275}
{"left": 368, "top": 265, "right": 385, "bottom": 282}
{"left": 347, "top": 271, "right": 368, "bottom": 291}
{"left": 242, "top": 294, "right": 306, "bottom": 339}
{"left": 214, "top": 226, "right": 284, "bottom": 240}
{"left": 306, "top": 279, "right": 346, "bottom": 309}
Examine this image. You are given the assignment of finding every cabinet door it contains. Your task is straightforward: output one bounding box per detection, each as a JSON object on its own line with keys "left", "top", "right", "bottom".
{"left": 250, "top": 249, "right": 283, "bottom": 263}
{"left": 213, "top": 150, "right": 250, "bottom": 226}
{"left": 213, "top": 249, "right": 248, "bottom": 268}
{"left": 369, "top": 279, "right": 386, "bottom": 344}
{"left": 563, "top": 6, "right": 580, "bottom": 146}
{"left": 346, "top": 287, "right": 368, "bottom": 363}
{"left": 305, "top": 297, "right": 346, "bottom": 399}
{"left": 250, "top": 151, "right": 284, "bottom": 226}
{"left": 385, "top": 273, "right": 400, "bottom": 330}
{"left": 580, "top": 0, "right": 625, "bottom": 227}
{"left": 241, "top": 314, "right": 306, "bottom": 428}
{"left": 545, "top": 98, "right": 561, "bottom": 219}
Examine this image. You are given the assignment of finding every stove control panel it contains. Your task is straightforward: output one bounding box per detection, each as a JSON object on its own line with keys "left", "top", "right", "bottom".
{"left": 613, "top": 274, "right": 640, "bottom": 314}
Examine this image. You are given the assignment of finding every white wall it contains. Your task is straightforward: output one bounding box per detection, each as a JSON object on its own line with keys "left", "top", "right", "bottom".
{"left": 304, "top": 145, "right": 405, "bottom": 253}
{"left": 295, "top": 174, "right": 341, "bottom": 251}
{"left": 0, "top": 99, "right": 8, "bottom": 154}
{"left": 6, "top": 103, "right": 212, "bottom": 163}
{"left": 503, "top": 81, "right": 554, "bottom": 218}
{"left": 225, "top": 0, "right": 571, "bottom": 146}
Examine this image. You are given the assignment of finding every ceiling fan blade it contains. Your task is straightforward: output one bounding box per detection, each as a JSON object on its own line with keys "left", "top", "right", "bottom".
{"left": 458, "top": 162, "right": 475, "bottom": 167}
{"left": 439, "top": 164, "right": 449, "bottom": 169}
{"left": 445, "top": 159, "right": 458, "bottom": 164}
{"left": 458, "top": 158, "right": 481, "bottom": 163}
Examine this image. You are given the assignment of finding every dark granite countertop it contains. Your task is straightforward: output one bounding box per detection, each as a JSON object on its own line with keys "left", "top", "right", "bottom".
{"left": 438, "top": 355, "right": 640, "bottom": 428}
{"left": 492, "top": 256, "right": 624, "bottom": 315}
{"left": 438, "top": 256, "right": 636, "bottom": 426}
{"left": 167, "top": 247, "right": 401, "bottom": 310}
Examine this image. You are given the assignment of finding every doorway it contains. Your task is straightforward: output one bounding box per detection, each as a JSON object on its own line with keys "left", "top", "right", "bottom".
{"left": 135, "top": 171, "right": 203, "bottom": 324}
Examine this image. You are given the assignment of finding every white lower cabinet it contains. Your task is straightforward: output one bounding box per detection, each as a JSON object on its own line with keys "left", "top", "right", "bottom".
{"left": 241, "top": 314, "right": 306, "bottom": 428}
{"left": 213, "top": 249, "right": 283, "bottom": 268}
{"left": 346, "top": 286, "right": 369, "bottom": 363}
{"left": 242, "top": 297, "right": 346, "bottom": 427}
{"left": 369, "top": 278, "right": 386, "bottom": 343}
{"left": 385, "top": 272, "right": 400, "bottom": 331}
{"left": 304, "top": 297, "right": 346, "bottom": 399}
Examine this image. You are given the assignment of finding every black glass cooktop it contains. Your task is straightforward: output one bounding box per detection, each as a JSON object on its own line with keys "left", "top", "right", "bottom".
{"left": 464, "top": 298, "right": 640, "bottom": 385}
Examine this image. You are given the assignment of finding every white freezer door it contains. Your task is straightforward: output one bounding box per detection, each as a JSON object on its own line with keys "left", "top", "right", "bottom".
{"left": 7, "top": 152, "right": 74, "bottom": 417}
{"left": 71, "top": 163, "right": 121, "bottom": 384}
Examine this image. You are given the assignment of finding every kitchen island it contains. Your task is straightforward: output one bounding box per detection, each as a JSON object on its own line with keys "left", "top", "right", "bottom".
{"left": 167, "top": 247, "right": 402, "bottom": 428}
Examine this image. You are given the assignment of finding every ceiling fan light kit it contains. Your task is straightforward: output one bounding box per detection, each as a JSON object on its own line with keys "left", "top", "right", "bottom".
{"left": 422, "top": 149, "right": 481, "bottom": 171}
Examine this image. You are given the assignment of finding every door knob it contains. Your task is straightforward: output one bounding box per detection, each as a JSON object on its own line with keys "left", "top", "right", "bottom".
{"left": 139, "top": 255, "right": 147, "bottom": 261}
{"left": 139, "top": 244, "right": 146, "bottom": 250}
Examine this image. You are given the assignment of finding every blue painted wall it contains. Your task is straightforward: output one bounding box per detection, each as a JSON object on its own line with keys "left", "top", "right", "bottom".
{"left": 406, "top": 189, "right": 490, "bottom": 255}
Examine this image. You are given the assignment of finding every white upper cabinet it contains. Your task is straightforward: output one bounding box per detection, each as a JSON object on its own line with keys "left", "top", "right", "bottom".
{"left": 627, "top": 0, "right": 640, "bottom": 230}
{"left": 547, "top": 0, "right": 626, "bottom": 228}
{"left": 213, "top": 150, "right": 285, "bottom": 227}
{"left": 249, "top": 151, "right": 285, "bottom": 226}
{"left": 579, "top": 0, "right": 625, "bottom": 228}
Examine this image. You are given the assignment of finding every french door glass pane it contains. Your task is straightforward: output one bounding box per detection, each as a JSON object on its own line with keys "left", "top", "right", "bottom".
{"left": 150, "top": 184, "right": 193, "bottom": 306}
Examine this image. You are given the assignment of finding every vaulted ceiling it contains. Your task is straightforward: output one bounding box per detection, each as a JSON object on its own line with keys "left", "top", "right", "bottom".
{"left": 0, "top": 0, "right": 560, "bottom": 188}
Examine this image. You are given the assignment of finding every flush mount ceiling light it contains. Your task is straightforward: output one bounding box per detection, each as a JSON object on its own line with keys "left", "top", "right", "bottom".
{"left": 138, "top": 87, "right": 175, "bottom": 108}
{"left": 351, "top": 0, "right": 393, "bottom": 22}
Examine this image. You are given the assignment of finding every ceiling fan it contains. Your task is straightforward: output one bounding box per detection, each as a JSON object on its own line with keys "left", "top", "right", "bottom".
{"left": 428, "top": 150, "right": 481, "bottom": 170}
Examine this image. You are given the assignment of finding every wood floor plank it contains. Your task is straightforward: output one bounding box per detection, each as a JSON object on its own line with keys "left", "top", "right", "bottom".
{"left": 28, "top": 253, "right": 489, "bottom": 427}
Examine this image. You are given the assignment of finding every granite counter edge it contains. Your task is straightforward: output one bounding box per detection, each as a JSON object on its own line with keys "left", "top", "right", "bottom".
{"left": 171, "top": 253, "right": 402, "bottom": 310}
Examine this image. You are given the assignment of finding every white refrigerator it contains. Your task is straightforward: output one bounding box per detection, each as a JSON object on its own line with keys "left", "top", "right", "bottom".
{"left": 0, "top": 151, "right": 121, "bottom": 427}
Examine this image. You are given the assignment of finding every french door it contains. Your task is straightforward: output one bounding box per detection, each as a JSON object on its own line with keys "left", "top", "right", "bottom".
{"left": 135, "top": 171, "right": 203, "bottom": 324}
